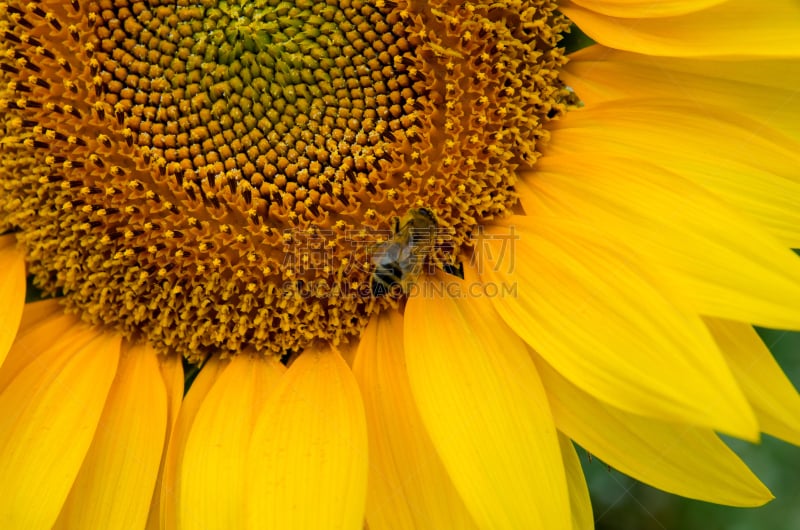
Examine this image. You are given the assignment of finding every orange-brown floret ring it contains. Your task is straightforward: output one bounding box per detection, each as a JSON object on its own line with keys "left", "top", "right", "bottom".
{"left": 0, "top": 0, "right": 570, "bottom": 360}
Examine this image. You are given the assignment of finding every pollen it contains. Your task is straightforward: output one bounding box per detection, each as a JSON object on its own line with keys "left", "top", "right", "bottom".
{"left": 1, "top": 0, "right": 570, "bottom": 359}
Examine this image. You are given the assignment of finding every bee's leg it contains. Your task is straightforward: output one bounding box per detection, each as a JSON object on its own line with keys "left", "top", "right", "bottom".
{"left": 442, "top": 261, "right": 465, "bottom": 279}
{"left": 391, "top": 216, "right": 400, "bottom": 234}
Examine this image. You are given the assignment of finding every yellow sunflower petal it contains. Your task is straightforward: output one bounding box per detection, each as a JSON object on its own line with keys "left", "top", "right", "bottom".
{"left": 16, "top": 299, "right": 65, "bottom": 334}
{"left": 558, "top": 434, "right": 593, "bottom": 530}
{"left": 180, "top": 354, "right": 284, "bottom": 530}
{"left": 403, "top": 271, "right": 571, "bottom": 530}
{"left": 480, "top": 214, "right": 757, "bottom": 439}
{"left": 145, "top": 352, "right": 184, "bottom": 530}
{"left": 521, "top": 155, "right": 800, "bottom": 329}
{"left": 544, "top": 100, "right": 800, "bottom": 247}
{"left": 537, "top": 356, "right": 772, "bottom": 506}
{"left": 159, "top": 352, "right": 186, "bottom": 435}
{"left": 245, "top": 347, "right": 367, "bottom": 530}
{"left": 337, "top": 336, "right": 359, "bottom": 368}
{"left": 705, "top": 318, "right": 800, "bottom": 446}
{"left": 568, "top": 0, "right": 725, "bottom": 18}
{"left": 353, "top": 310, "right": 478, "bottom": 530}
{"left": 0, "top": 304, "right": 81, "bottom": 392}
{"left": 0, "top": 235, "right": 26, "bottom": 366}
{"left": 562, "top": 47, "right": 800, "bottom": 142}
{"left": 161, "top": 356, "right": 228, "bottom": 530}
{"left": 0, "top": 325, "right": 121, "bottom": 529}
{"left": 561, "top": 0, "right": 800, "bottom": 57}
{"left": 53, "top": 341, "right": 168, "bottom": 529}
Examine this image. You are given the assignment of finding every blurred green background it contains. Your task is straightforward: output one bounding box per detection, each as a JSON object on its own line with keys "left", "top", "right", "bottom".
{"left": 580, "top": 328, "right": 800, "bottom": 530}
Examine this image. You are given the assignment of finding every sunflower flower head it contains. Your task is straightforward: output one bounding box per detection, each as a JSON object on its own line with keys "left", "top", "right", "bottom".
{"left": 4, "top": 1, "right": 800, "bottom": 530}
{"left": 1, "top": 0, "right": 569, "bottom": 359}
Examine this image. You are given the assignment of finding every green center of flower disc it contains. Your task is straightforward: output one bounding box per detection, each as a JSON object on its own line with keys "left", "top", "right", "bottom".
{"left": 0, "top": 0, "right": 569, "bottom": 359}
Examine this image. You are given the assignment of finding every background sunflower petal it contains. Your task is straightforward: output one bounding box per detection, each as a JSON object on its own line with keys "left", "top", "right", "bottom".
{"left": 0, "top": 235, "right": 25, "bottom": 366}
{"left": 567, "top": 0, "right": 726, "bottom": 18}
{"left": 145, "top": 352, "right": 184, "bottom": 530}
{"left": 404, "top": 273, "right": 571, "bottom": 530}
{"left": 179, "top": 355, "right": 284, "bottom": 530}
{"left": 245, "top": 348, "right": 367, "bottom": 530}
{"left": 15, "top": 299, "right": 64, "bottom": 335}
{"left": 705, "top": 318, "right": 800, "bottom": 446}
{"left": 537, "top": 356, "right": 773, "bottom": 507}
{"left": 559, "top": 434, "right": 594, "bottom": 530}
{"left": 53, "top": 341, "right": 167, "bottom": 529}
{"left": 158, "top": 352, "right": 186, "bottom": 436}
{"left": 353, "top": 310, "right": 479, "bottom": 530}
{"left": 544, "top": 101, "right": 800, "bottom": 247}
{"left": 561, "top": 0, "right": 800, "bottom": 57}
{"left": 520, "top": 155, "right": 800, "bottom": 330}
{"left": 481, "top": 215, "right": 758, "bottom": 439}
{"left": 0, "top": 306, "right": 81, "bottom": 392}
{"left": 562, "top": 47, "right": 800, "bottom": 142}
{"left": 161, "top": 356, "right": 228, "bottom": 530}
{"left": 0, "top": 326, "right": 120, "bottom": 529}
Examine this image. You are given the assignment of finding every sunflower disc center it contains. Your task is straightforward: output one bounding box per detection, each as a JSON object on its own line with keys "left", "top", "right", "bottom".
{"left": 0, "top": 0, "right": 569, "bottom": 358}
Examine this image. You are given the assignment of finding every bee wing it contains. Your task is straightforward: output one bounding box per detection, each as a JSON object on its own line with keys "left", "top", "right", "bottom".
{"left": 372, "top": 240, "right": 401, "bottom": 265}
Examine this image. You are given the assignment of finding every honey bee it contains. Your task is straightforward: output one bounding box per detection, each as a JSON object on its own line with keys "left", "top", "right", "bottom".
{"left": 371, "top": 207, "right": 437, "bottom": 297}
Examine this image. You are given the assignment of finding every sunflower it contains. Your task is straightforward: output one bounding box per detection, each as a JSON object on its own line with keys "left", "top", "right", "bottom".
{"left": 2, "top": 0, "right": 800, "bottom": 528}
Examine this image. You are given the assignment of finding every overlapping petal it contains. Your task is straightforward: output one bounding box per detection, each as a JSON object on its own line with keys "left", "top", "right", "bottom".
{"left": 245, "top": 347, "right": 367, "bottom": 530}
{"left": 479, "top": 214, "right": 758, "bottom": 439}
{"left": 0, "top": 301, "right": 79, "bottom": 392}
{"left": 161, "top": 356, "right": 228, "bottom": 530}
{"left": 353, "top": 309, "right": 478, "bottom": 530}
{"left": 158, "top": 353, "right": 187, "bottom": 436}
{"left": 567, "top": 0, "right": 726, "bottom": 18}
{"left": 404, "top": 270, "right": 571, "bottom": 530}
{"left": 179, "top": 355, "right": 284, "bottom": 530}
{"left": 543, "top": 100, "right": 800, "bottom": 247}
{"left": 54, "top": 341, "right": 167, "bottom": 529}
{"left": 0, "top": 235, "right": 26, "bottom": 366}
{"left": 705, "top": 318, "right": 800, "bottom": 446}
{"left": 14, "top": 299, "right": 65, "bottom": 331}
{"left": 561, "top": 0, "right": 800, "bottom": 57}
{"left": 562, "top": 47, "right": 800, "bottom": 142}
{"left": 537, "top": 356, "right": 772, "bottom": 506}
{"left": 145, "top": 351, "right": 184, "bottom": 530}
{"left": 559, "top": 434, "right": 593, "bottom": 530}
{"left": 0, "top": 320, "right": 120, "bottom": 529}
{"left": 520, "top": 155, "right": 800, "bottom": 329}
